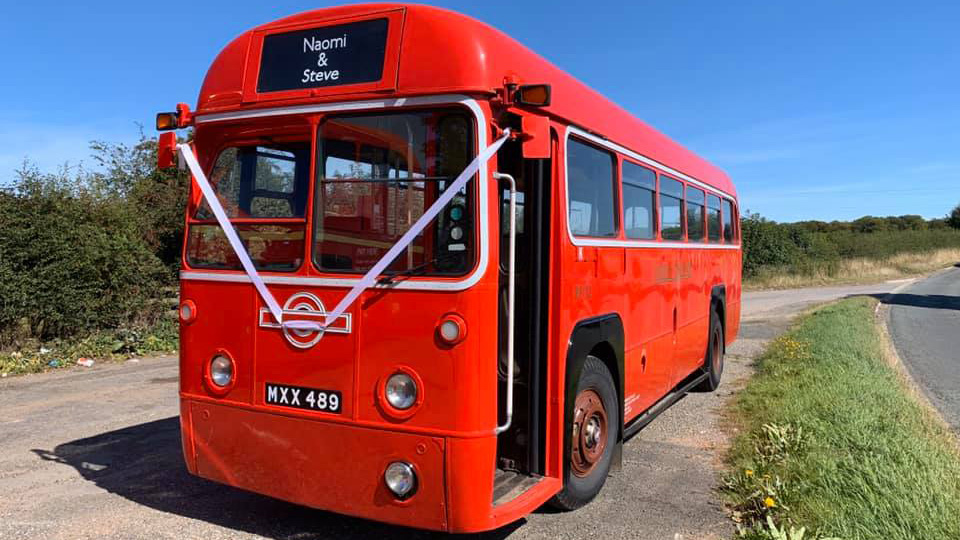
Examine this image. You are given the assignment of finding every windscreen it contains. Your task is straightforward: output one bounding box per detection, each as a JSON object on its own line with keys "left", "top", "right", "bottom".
{"left": 313, "top": 110, "right": 475, "bottom": 276}
{"left": 185, "top": 143, "right": 310, "bottom": 271}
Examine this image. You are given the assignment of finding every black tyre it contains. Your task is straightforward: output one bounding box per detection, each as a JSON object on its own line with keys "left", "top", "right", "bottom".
{"left": 693, "top": 309, "right": 724, "bottom": 392}
{"left": 549, "top": 355, "right": 618, "bottom": 511}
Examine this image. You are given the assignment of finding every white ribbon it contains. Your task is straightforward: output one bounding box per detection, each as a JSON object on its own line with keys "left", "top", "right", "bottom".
{"left": 178, "top": 127, "right": 511, "bottom": 331}
{"left": 178, "top": 143, "right": 287, "bottom": 327}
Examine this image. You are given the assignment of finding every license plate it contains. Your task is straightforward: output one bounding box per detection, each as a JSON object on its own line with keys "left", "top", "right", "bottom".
{"left": 265, "top": 383, "right": 342, "bottom": 414}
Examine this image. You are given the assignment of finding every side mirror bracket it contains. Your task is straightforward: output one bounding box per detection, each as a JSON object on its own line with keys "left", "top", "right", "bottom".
{"left": 158, "top": 132, "right": 178, "bottom": 169}
{"left": 520, "top": 115, "right": 550, "bottom": 159}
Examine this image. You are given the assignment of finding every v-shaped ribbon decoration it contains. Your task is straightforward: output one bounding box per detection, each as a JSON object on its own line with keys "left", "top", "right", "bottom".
{"left": 177, "top": 127, "right": 511, "bottom": 332}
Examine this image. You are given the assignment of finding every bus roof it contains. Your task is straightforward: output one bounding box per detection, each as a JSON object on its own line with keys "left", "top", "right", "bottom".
{"left": 197, "top": 3, "right": 735, "bottom": 197}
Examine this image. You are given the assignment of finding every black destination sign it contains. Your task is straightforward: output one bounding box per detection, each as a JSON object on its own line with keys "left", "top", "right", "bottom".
{"left": 257, "top": 18, "right": 389, "bottom": 93}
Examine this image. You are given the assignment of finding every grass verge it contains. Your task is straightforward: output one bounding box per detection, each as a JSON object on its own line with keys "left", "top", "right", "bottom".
{"left": 0, "top": 317, "right": 178, "bottom": 377}
{"left": 744, "top": 247, "right": 960, "bottom": 290}
{"left": 723, "top": 297, "right": 960, "bottom": 539}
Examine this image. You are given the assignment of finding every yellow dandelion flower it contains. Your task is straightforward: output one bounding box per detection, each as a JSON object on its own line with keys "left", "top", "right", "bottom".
{"left": 745, "top": 469, "right": 754, "bottom": 477}
{"left": 764, "top": 497, "right": 776, "bottom": 508}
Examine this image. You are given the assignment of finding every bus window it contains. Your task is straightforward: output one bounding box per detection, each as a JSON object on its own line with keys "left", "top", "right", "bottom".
{"left": 722, "top": 198, "right": 736, "bottom": 242}
{"left": 197, "top": 145, "right": 309, "bottom": 218}
{"left": 686, "top": 186, "right": 705, "bottom": 242}
{"left": 187, "top": 142, "right": 310, "bottom": 271}
{"left": 622, "top": 161, "right": 656, "bottom": 239}
{"left": 313, "top": 110, "right": 475, "bottom": 275}
{"left": 567, "top": 138, "right": 617, "bottom": 238}
{"left": 707, "top": 194, "right": 722, "bottom": 243}
{"left": 659, "top": 176, "right": 684, "bottom": 240}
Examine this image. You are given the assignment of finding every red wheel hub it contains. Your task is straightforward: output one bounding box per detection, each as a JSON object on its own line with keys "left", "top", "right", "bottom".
{"left": 571, "top": 388, "right": 608, "bottom": 477}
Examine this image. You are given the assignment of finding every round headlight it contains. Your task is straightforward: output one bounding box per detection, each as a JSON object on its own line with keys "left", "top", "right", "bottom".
{"left": 385, "top": 372, "right": 417, "bottom": 410}
{"left": 384, "top": 461, "right": 417, "bottom": 499}
{"left": 210, "top": 355, "right": 233, "bottom": 387}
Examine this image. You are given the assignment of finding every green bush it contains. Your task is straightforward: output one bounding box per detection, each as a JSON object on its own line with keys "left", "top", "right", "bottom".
{"left": 947, "top": 203, "right": 960, "bottom": 229}
{"left": 0, "top": 136, "right": 188, "bottom": 344}
{"left": 741, "top": 214, "right": 805, "bottom": 276}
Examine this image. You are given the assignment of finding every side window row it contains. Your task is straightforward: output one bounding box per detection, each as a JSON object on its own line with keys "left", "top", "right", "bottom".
{"left": 566, "top": 137, "right": 739, "bottom": 243}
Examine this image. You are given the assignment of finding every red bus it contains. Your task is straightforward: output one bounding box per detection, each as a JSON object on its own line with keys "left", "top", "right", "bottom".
{"left": 157, "top": 3, "right": 741, "bottom": 532}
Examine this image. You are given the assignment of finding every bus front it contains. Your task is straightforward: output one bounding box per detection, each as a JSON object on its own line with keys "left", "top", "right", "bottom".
{"left": 159, "top": 5, "right": 547, "bottom": 533}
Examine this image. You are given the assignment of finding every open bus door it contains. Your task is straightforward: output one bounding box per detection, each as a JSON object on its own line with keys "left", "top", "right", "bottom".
{"left": 492, "top": 113, "right": 552, "bottom": 504}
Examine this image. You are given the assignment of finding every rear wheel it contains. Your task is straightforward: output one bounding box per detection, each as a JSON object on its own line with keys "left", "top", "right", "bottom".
{"left": 694, "top": 309, "right": 724, "bottom": 392}
{"left": 550, "top": 355, "right": 617, "bottom": 510}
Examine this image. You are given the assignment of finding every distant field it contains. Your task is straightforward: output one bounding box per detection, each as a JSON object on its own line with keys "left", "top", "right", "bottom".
{"left": 723, "top": 297, "right": 960, "bottom": 539}
{"left": 746, "top": 247, "right": 960, "bottom": 289}
{"left": 742, "top": 216, "right": 960, "bottom": 289}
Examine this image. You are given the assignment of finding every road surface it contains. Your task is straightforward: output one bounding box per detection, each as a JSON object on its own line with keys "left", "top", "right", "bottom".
{"left": 0, "top": 281, "right": 902, "bottom": 540}
{"left": 886, "top": 266, "right": 960, "bottom": 432}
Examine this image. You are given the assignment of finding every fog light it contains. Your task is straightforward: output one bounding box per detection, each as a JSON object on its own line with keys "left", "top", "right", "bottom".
{"left": 210, "top": 355, "right": 233, "bottom": 387}
{"left": 385, "top": 373, "right": 417, "bottom": 410}
{"left": 384, "top": 461, "right": 417, "bottom": 499}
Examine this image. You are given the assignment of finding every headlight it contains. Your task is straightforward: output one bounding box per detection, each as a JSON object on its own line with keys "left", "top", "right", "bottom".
{"left": 384, "top": 461, "right": 417, "bottom": 499}
{"left": 385, "top": 372, "right": 417, "bottom": 410}
{"left": 210, "top": 355, "right": 234, "bottom": 387}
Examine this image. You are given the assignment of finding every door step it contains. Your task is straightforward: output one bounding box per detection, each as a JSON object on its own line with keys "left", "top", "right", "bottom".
{"left": 493, "top": 468, "right": 542, "bottom": 506}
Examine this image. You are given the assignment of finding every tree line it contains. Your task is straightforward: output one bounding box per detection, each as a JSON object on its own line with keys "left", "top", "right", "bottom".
{"left": 742, "top": 210, "right": 960, "bottom": 278}
{"left": 1, "top": 136, "right": 959, "bottom": 343}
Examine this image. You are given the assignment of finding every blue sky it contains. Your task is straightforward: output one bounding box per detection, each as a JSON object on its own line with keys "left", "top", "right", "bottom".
{"left": 1, "top": 1, "right": 957, "bottom": 222}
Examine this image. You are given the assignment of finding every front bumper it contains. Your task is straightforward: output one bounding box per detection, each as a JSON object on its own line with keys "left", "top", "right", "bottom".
{"left": 180, "top": 399, "right": 450, "bottom": 530}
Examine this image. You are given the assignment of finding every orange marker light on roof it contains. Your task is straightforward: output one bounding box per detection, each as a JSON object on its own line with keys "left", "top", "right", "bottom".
{"left": 156, "top": 112, "right": 178, "bottom": 131}
{"left": 515, "top": 84, "right": 551, "bottom": 106}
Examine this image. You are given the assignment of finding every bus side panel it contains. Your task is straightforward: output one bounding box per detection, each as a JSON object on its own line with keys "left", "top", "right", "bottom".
{"left": 725, "top": 248, "right": 743, "bottom": 343}
{"left": 674, "top": 248, "right": 710, "bottom": 384}
{"left": 623, "top": 247, "right": 675, "bottom": 420}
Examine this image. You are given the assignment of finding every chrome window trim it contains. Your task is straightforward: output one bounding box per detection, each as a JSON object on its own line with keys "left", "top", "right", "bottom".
{"left": 563, "top": 125, "right": 740, "bottom": 250}
{"left": 184, "top": 94, "right": 491, "bottom": 291}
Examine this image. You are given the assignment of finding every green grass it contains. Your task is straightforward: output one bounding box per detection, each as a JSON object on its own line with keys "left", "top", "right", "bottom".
{"left": 0, "top": 317, "right": 178, "bottom": 376}
{"left": 724, "top": 297, "right": 960, "bottom": 539}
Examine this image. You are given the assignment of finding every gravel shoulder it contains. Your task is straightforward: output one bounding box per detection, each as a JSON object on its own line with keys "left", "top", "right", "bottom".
{"left": 0, "top": 280, "right": 902, "bottom": 540}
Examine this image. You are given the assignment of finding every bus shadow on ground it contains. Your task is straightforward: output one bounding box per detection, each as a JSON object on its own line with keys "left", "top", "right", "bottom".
{"left": 32, "top": 417, "right": 522, "bottom": 539}
{"left": 868, "top": 293, "right": 960, "bottom": 311}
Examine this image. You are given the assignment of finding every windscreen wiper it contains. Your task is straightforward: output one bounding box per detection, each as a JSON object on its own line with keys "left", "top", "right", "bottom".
{"left": 377, "top": 253, "right": 460, "bottom": 285}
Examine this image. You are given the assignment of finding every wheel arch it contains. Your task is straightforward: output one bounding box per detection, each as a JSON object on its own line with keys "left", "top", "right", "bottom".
{"left": 710, "top": 284, "right": 727, "bottom": 346}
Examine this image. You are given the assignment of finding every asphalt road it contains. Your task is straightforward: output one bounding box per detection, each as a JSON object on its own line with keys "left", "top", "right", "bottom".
{"left": 886, "top": 266, "right": 960, "bottom": 432}
{"left": 0, "top": 281, "right": 902, "bottom": 540}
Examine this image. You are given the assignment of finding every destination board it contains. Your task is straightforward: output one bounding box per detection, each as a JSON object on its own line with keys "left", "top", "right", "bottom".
{"left": 257, "top": 18, "right": 388, "bottom": 93}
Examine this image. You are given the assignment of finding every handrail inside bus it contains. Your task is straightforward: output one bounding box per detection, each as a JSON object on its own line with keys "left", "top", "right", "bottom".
{"left": 492, "top": 172, "right": 516, "bottom": 436}
{"left": 176, "top": 129, "right": 512, "bottom": 332}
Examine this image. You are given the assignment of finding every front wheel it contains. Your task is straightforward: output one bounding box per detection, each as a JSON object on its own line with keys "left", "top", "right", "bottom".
{"left": 549, "top": 355, "right": 618, "bottom": 511}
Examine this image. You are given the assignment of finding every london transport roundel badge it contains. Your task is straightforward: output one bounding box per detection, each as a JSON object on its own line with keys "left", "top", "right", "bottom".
{"left": 258, "top": 292, "right": 352, "bottom": 349}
